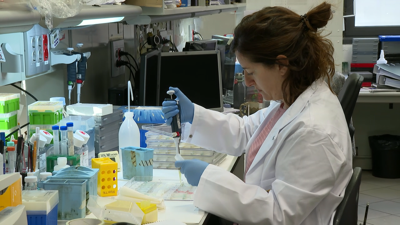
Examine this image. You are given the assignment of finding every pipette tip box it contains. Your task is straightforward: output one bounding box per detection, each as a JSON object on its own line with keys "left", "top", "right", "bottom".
{"left": 22, "top": 190, "right": 58, "bottom": 225}
{"left": 0, "top": 93, "right": 20, "bottom": 114}
{"left": 28, "top": 101, "right": 63, "bottom": 125}
{"left": 0, "top": 111, "right": 17, "bottom": 130}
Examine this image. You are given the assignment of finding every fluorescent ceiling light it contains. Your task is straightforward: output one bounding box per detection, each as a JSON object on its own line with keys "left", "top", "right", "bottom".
{"left": 78, "top": 17, "right": 124, "bottom": 26}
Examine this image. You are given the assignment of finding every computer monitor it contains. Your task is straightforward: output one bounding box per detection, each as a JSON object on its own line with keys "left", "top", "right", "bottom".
{"left": 159, "top": 51, "right": 223, "bottom": 111}
{"left": 139, "top": 50, "right": 161, "bottom": 106}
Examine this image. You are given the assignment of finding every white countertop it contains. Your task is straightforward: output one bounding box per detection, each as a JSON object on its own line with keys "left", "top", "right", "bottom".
{"left": 83, "top": 155, "right": 238, "bottom": 225}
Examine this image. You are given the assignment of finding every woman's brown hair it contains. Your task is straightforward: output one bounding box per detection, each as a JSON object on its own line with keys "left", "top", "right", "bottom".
{"left": 233, "top": 2, "right": 335, "bottom": 106}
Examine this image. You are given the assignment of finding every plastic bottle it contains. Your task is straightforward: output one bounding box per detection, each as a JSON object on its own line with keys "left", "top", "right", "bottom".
{"left": 24, "top": 176, "right": 38, "bottom": 190}
{"left": 119, "top": 81, "right": 140, "bottom": 169}
{"left": 39, "top": 172, "right": 52, "bottom": 181}
{"left": 377, "top": 50, "right": 387, "bottom": 64}
{"left": 233, "top": 73, "right": 246, "bottom": 109}
{"left": 52, "top": 125, "right": 60, "bottom": 155}
{"left": 66, "top": 122, "right": 74, "bottom": 156}
{"left": 7, "top": 142, "right": 16, "bottom": 174}
{"left": 54, "top": 157, "right": 70, "bottom": 172}
{"left": 60, "top": 126, "right": 68, "bottom": 156}
{"left": 76, "top": 130, "right": 90, "bottom": 167}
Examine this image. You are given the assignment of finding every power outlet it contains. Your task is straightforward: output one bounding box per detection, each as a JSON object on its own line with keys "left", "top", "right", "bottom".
{"left": 24, "top": 24, "right": 50, "bottom": 77}
{"left": 110, "top": 39, "right": 125, "bottom": 78}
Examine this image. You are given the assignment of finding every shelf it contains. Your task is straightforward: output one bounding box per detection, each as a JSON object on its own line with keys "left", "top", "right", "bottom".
{"left": 0, "top": 6, "right": 40, "bottom": 34}
{"left": 50, "top": 4, "right": 142, "bottom": 29}
{"left": 126, "top": 3, "right": 246, "bottom": 25}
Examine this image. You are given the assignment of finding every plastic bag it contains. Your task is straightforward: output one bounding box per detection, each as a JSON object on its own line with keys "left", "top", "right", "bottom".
{"left": 369, "top": 134, "right": 400, "bottom": 151}
{"left": 29, "top": 0, "right": 83, "bottom": 30}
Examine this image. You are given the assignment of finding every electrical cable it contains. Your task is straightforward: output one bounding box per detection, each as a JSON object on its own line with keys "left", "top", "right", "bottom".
{"left": 6, "top": 123, "right": 29, "bottom": 139}
{"left": 194, "top": 31, "right": 203, "bottom": 40}
{"left": 126, "top": 53, "right": 139, "bottom": 69}
{"left": 9, "top": 83, "right": 38, "bottom": 101}
{"left": 140, "top": 41, "right": 148, "bottom": 54}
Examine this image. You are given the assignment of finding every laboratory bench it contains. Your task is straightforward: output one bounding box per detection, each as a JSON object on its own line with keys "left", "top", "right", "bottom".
{"left": 56, "top": 155, "right": 238, "bottom": 225}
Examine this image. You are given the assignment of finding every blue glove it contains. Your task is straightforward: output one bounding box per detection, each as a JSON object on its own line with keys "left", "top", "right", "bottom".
{"left": 162, "top": 87, "right": 194, "bottom": 126}
{"left": 175, "top": 159, "right": 209, "bottom": 186}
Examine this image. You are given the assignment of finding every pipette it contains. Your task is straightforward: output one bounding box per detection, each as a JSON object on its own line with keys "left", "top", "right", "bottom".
{"left": 166, "top": 90, "right": 183, "bottom": 183}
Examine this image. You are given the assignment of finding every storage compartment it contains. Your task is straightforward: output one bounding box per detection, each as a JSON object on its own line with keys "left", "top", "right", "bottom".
{"left": 28, "top": 101, "right": 63, "bottom": 125}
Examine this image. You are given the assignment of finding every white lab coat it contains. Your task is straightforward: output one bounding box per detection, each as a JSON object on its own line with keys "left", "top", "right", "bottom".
{"left": 181, "top": 80, "right": 353, "bottom": 225}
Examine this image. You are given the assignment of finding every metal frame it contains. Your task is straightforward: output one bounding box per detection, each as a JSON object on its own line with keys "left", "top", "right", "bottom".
{"left": 343, "top": 0, "right": 400, "bottom": 42}
{"left": 160, "top": 50, "right": 224, "bottom": 112}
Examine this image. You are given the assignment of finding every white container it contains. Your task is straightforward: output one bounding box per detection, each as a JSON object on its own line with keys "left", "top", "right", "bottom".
{"left": 39, "top": 172, "right": 52, "bottom": 181}
{"left": 76, "top": 130, "right": 90, "bottom": 167}
{"left": 66, "top": 103, "right": 113, "bottom": 116}
{"left": 24, "top": 176, "right": 37, "bottom": 190}
{"left": 54, "top": 157, "right": 70, "bottom": 172}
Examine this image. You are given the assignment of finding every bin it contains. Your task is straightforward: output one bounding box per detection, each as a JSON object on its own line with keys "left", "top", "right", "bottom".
{"left": 369, "top": 134, "right": 400, "bottom": 178}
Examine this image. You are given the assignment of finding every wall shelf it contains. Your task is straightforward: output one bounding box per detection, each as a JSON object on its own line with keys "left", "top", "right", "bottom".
{"left": 0, "top": 7, "right": 40, "bottom": 34}
{"left": 126, "top": 3, "right": 246, "bottom": 25}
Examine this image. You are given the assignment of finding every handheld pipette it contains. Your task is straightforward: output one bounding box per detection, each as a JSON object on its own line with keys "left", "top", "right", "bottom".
{"left": 166, "top": 90, "right": 184, "bottom": 182}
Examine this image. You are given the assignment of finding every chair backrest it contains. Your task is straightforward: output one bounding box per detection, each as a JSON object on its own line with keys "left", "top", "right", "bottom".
{"left": 333, "top": 167, "right": 362, "bottom": 225}
{"left": 338, "top": 73, "right": 364, "bottom": 126}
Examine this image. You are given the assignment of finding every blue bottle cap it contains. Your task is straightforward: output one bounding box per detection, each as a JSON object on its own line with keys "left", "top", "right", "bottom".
{"left": 52, "top": 125, "right": 59, "bottom": 130}
{"left": 60, "top": 126, "right": 67, "bottom": 131}
{"left": 66, "top": 122, "right": 73, "bottom": 127}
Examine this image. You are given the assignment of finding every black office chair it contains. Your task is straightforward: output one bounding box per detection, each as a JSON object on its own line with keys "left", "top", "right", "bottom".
{"left": 337, "top": 73, "right": 364, "bottom": 139}
{"left": 333, "top": 167, "right": 363, "bottom": 225}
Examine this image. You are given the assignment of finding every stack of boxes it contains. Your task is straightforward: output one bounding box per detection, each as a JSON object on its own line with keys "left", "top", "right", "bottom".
{"left": 66, "top": 104, "right": 123, "bottom": 157}
{"left": 351, "top": 38, "right": 379, "bottom": 74}
{"left": 0, "top": 93, "right": 20, "bottom": 139}
{"left": 143, "top": 127, "right": 226, "bottom": 169}
{"left": 94, "top": 109, "right": 123, "bottom": 155}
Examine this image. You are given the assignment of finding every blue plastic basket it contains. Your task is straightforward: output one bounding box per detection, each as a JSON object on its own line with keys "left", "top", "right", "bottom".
{"left": 38, "top": 179, "right": 87, "bottom": 220}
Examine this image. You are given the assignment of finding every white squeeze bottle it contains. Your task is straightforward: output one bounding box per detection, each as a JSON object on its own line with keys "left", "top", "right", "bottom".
{"left": 118, "top": 81, "right": 140, "bottom": 169}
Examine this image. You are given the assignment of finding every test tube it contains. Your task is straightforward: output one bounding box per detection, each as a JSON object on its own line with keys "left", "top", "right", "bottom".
{"left": 7, "top": 142, "right": 16, "bottom": 173}
{"left": 60, "top": 126, "right": 68, "bottom": 156}
{"left": 52, "top": 125, "right": 60, "bottom": 155}
{"left": 66, "top": 122, "right": 74, "bottom": 156}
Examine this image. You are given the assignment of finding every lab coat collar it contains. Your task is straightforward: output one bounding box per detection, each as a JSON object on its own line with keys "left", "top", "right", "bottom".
{"left": 246, "top": 79, "right": 324, "bottom": 176}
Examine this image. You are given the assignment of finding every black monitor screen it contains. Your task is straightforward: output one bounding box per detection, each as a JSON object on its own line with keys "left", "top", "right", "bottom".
{"left": 159, "top": 51, "right": 222, "bottom": 110}
{"left": 139, "top": 50, "right": 160, "bottom": 106}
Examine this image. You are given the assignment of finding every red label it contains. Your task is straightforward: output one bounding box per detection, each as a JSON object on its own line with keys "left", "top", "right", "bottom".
{"left": 80, "top": 131, "right": 86, "bottom": 135}
{"left": 43, "top": 131, "right": 50, "bottom": 135}
{"left": 43, "top": 34, "right": 49, "bottom": 61}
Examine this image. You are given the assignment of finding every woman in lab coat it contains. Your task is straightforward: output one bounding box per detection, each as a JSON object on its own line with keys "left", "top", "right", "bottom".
{"left": 162, "top": 2, "right": 352, "bottom": 225}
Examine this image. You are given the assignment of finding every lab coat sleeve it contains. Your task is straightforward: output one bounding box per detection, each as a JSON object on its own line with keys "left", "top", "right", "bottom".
{"left": 193, "top": 128, "right": 350, "bottom": 225}
{"left": 181, "top": 104, "right": 273, "bottom": 156}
